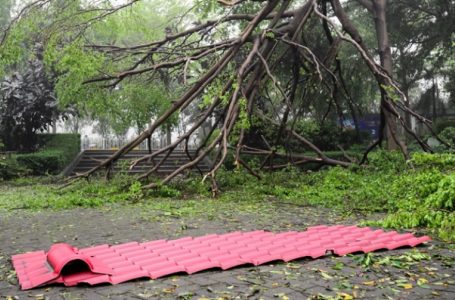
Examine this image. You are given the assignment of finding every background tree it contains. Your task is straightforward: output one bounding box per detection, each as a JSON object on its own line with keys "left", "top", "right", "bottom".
{"left": 386, "top": 0, "right": 453, "bottom": 130}
{"left": 0, "top": 53, "right": 59, "bottom": 151}
{"left": 0, "top": 0, "right": 12, "bottom": 28}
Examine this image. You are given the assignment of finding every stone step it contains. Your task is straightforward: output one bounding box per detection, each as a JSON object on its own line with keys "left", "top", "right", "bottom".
{"left": 64, "top": 149, "right": 212, "bottom": 176}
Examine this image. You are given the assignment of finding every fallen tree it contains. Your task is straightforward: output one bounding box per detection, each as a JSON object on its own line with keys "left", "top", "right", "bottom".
{"left": 12, "top": 0, "right": 447, "bottom": 193}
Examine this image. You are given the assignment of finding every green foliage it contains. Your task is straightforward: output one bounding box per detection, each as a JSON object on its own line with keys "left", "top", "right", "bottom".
{"left": 0, "top": 176, "right": 265, "bottom": 218}
{"left": 427, "top": 174, "right": 455, "bottom": 210}
{"left": 47, "top": 37, "right": 108, "bottom": 112}
{"left": 438, "top": 127, "right": 455, "bottom": 147}
{"left": 37, "top": 133, "right": 81, "bottom": 166}
{"left": 171, "top": 177, "right": 211, "bottom": 197}
{"left": 0, "top": 59, "right": 59, "bottom": 151}
{"left": 365, "top": 150, "right": 406, "bottom": 172}
{"left": 200, "top": 78, "right": 230, "bottom": 109}
{"left": 0, "top": 178, "right": 127, "bottom": 210}
{"left": 294, "top": 120, "right": 368, "bottom": 151}
{"left": 245, "top": 117, "right": 367, "bottom": 154}
{"left": 433, "top": 119, "right": 455, "bottom": 134}
{"left": 127, "top": 181, "right": 145, "bottom": 202}
{"left": 152, "top": 184, "right": 182, "bottom": 198}
{"left": 0, "top": 0, "right": 188, "bottom": 139}
{"left": 45, "top": 0, "right": 190, "bottom": 133}
{"left": 0, "top": 9, "right": 38, "bottom": 76}
{"left": 237, "top": 97, "right": 250, "bottom": 130}
{"left": 376, "top": 169, "right": 455, "bottom": 241}
{"left": 381, "top": 84, "right": 401, "bottom": 102}
{"left": 15, "top": 150, "right": 65, "bottom": 175}
{"left": 1, "top": 149, "right": 455, "bottom": 241}
{"left": 353, "top": 252, "right": 376, "bottom": 269}
{"left": 367, "top": 152, "right": 455, "bottom": 241}
{"left": 217, "top": 150, "right": 455, "bottom": 241}
{"left": 111, "top": 80, "right": 174, "bottom": 134}
{"left": 0, "top": 155, "right": 25, "bottom": 181}
{"left": 353, "top": 249, "right": 430, "bottom": 270}
{"left": 0, "top": 134, "right": 80, "bottom": 178}
{"left": 286, "top": 165, "right": 390, "bottom": 211}
{"left": 194, "top": 0, "right": 228, "bottom": 20}
{"left": 410, "top": 152, "right": 455, "bottom": 169}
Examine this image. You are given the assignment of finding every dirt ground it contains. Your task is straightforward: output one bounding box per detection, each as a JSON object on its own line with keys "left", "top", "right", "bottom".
{"left": 0, "top": 203, "right": 454, "bottom": 299}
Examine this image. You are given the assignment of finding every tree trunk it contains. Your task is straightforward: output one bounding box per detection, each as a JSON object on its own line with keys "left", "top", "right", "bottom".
{"left": 166, "top": 124, "right": 172, "bottom": 146}
{"left": 397, "top": 47, "right": 412, "bottom": 137}
{"left": 372, "top": 0, "right": 400, "bottom": 150}
{"left": 147, "top": 136, "right": 152, "bottom": 153}
{"left": 432, "top": 77, "right": 437, "bottom": 121}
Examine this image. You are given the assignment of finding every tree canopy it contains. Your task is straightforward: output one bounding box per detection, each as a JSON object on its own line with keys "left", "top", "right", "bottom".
{"left": 0, "top": 0, "right": 453, "bottom": 191}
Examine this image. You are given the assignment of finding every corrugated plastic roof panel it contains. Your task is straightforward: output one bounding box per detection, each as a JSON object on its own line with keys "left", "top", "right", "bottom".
{"left": 12, "top": 225, "right": 431, "bottom": 290}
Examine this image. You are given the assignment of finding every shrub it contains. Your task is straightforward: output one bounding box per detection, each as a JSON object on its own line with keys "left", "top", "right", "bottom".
{"left": 245, "top": 118, "right": 370, "bottom": 153}
{"left": 378, "top": 170, "right": 455, "bottom": 241}
{"left": 427, "top": 174, "right": 455, "bottom": 210}
{"left": 365, "top": 152, "right": 455, "bottom": 241}
{"left": 293, "top": 166, "right": 391, "bottom": 211}
{"left": 410, "top": 152, "right": 455, "bottom": 169}
{"left": 0, "top": 155, "right": 26, "bottom": 180}
{"left": 37, "top": 133, "right": 81, "bottom": 166}
{"left": 16, "top": 150, "right": 66, "bottom": 175}
{"left": 365, "top": 150, "right": 406, "bottom": 172}
{"left": 293, "top": 120, "right": 370, "bottom": 151}
{"left": 295, "top": 120, "right": 343, "bottom": 151}
{"left": 433, "top": 119, "right": 455, "bottom": 134}
{"left": 152, "top": 184, "right": 181, "bottom": 198}
{"left": 438, "top": 127, "right": 455, "bottom": 147}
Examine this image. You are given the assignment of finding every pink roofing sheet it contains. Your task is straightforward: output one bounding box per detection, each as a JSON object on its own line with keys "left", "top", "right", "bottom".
{"left": 12, "top": 225, "right": 431, "bottom": 290}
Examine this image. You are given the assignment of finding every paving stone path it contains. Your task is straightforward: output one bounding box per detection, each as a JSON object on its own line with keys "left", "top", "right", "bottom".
{"left": 0, "top": 203, "right": 454, "bottom": 299}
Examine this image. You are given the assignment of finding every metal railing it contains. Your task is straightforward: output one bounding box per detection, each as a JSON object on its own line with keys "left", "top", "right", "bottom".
{"left": 80, "top": 137, "right": 196, "bottom": 151}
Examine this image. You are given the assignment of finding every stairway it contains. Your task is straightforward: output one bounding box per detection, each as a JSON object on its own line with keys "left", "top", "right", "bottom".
{"left": 63, "top": 149, "right": 212, "bottom": 176}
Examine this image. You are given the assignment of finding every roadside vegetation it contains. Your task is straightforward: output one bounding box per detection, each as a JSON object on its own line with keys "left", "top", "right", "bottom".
{"left": 1, "top": 151, "right": 454, "bottom": 242}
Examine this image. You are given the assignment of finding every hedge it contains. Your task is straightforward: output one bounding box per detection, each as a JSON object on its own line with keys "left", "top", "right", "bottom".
{"left": 2, "top": 134, "right": 80, "bottom": 177}
{"left": 0, "top": 155, "right": 25, "bottom": 180}
{"left": 37, "top": 133, "right": 81, "bottom": 166}
{"left": 15, "top": 150, "right": 66, "bottom": 175}
{"left": 434, "top": 118, "right": 455, "bottom": 134}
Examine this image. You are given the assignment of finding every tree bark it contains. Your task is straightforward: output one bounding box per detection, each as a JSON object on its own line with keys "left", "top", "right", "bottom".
{"left": 397, "top": 47, "right": 412, "bottom": 138}
{"left": 372, "top": 0, "right": 400, "bottom": 150}
{"left": 166, "top": 124, "right": 172, "bottom": 146}
{"left": 432, "top": 77, "right": 437, "bottom": 121}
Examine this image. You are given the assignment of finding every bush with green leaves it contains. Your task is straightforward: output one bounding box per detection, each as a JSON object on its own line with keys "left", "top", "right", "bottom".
{"left": 0, "top": 155, "right": 26, "bottom": 180}
{"left": 219, "top": 150, "right": 455, "bottom": 241}
{"left": 293, "top": 120, "right": 370, "bottom": 151}
{"left": 378, "top": 170, "right": 455, "bottom": 241}
{"left": 433, "top": 119, "right": 455, "bottom": 134}
{"left": 37, "top": 133, "right": 81, "bottom": 166}
{"left": 356, "top": 152, "right": 455, "bottom": 241}
{"left": 438, "top": 127, "right": 455, "bottom": 147}
{"left": 15, "top": 150, "right": 65, "bottom": 175}
{"left": 244, "top": 118, "right": 369, "bottom": 153}
{"left": 409, "top": 152, "right": 455, "bottom": 169}
{"left": 0, "top": 58, "right": 61, "bottom": 151}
